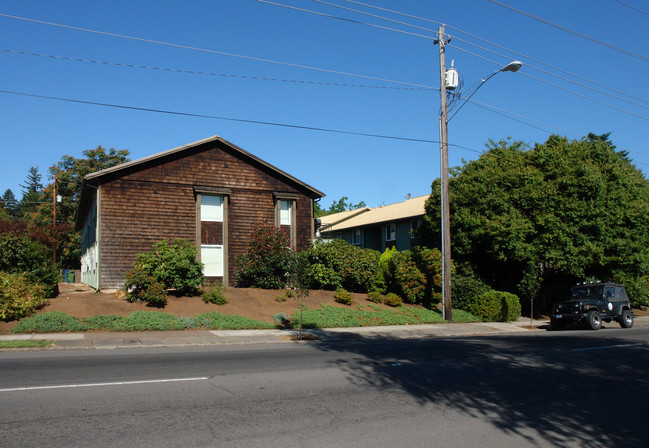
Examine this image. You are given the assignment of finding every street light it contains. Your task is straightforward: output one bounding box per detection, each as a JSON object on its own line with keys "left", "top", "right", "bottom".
{"left": 436, "top": 25, "right": 522, "bottom": 321}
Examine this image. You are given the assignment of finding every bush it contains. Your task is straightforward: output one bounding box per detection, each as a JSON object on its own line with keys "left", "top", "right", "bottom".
{"left": 612, "top": 272, "right": 649, "bottom": 307}
{"left": 117, "top": 311, "right": 185, "bottom": 331}
{"left": 203, "top": 284, "right": 228, "bottom": 305}
{"left": 306, "top": 239, "right": 379, "bottom": 293}
{"left": 390, "top": 251, "right": 426, "bottom": 304}
{"left": 0, "top": 272, "right": 48, "bottom": 321}
{"left": 135, "top": 239, "right": 204, "bottom": 296}
{"left": 500, "top": 291, "right": 522, "bottom": 322}
{"left": 372, "top": 247, "right": 397, "bottom": 293}
{"left": 13, "top": 311, "right": 89, "bottom": 333}
{"left": 452, "top": 275, "right": 492, "bottom": 312}
{"left": 123, "top": 264, "right": 167, "bottom": 307}
{"left": 383, "top": 292, "right": 403, "bottom": 307}
{"left": 0, "top": 226, "right": 59, "bottom": 297}
{"left": 466, "top": 290, "right": 522, "bottom": 322}
{"left": 235, "top": 223, "right": 294, "bottom": 289}
{"left": 304, "top": 263, "right": 342, "bottom": 291}
{"left": 334, "top": 288, "right": 354, "bottom": 305}
{"left": 367, "top": 291, "right": 383, "bottom": 303}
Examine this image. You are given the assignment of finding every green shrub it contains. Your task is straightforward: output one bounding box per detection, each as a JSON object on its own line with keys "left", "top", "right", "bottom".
{"left": 0, "top": 229, "right": 59, "bottom": 297}
{"left": 500, "top": 291, "right": 522, "bottom": 322}
{"left": 466, "top": 290, "right": 521, "bottom": 322}
{"left": 13, "top": 311, "right": 89, "bottom": 333}
{"left": 367, "top": 291, "right": 383, "bottom": 303}
{"left": 196, "top": 311, "right": 274, "bottom": 330}
{"left": 123, "top": 264, "right": 167, "bottom": 307}
{"left": 334, "top": 288, "right": 354, "bottom": 305}
{"left": 304, "top": 263, "right": 342, "bottom": 290}
{"left": 306, "top": 239, "right": 379, "bottom": 292}
{"left": 135, "top": 239, "right": 204, "bottom": 296}
{"left": 235, "top": 223, "right": 294, "bottom": 289}
{"left": 384, "top": 292, "right": 403, "bottom": 307}
{"left": 612, "top": 272, "right": 649, "bottom": 307}
{"left": 452, "top": 275, "right": 492, "bottom": 312}
{"left": 390, "top": 251, "right": 426, "bottom": 304}
{"left": 273, "top": 312, "right": 291, "bottom": 328}
{"left": 117, "top": 311, "right": 185, "bottom": 331}
{"left": 83, "top": 314, "right": 123, "bottom": 330}
{"left": 0, "top": 272, "right": 48, "bottom": 321}
{"left": 203, "top": 284, "right": 228, "bottom": 305}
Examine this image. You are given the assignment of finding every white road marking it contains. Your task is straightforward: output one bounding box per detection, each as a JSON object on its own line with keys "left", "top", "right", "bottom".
{"left": 571, "top": 343, "right": 644, "bottom": 352}
{"left": 0, "top": 376, "right": 209, "bottom": 392}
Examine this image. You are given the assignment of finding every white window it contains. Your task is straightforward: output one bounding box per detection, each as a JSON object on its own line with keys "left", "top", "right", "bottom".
{"left": 201, "top": 195, "right": 223, "bottom": 222}
{"left": 352, "top": 230, "right": 361, "bottom": 245}
{"left": 201, "top": 245, "right": 224, "bottom": 277}
{"left": 279, "top": 199, "right": 292, "bottom": 225}
{"left": 386, "top": 223, "right": 396, "bottom": 241}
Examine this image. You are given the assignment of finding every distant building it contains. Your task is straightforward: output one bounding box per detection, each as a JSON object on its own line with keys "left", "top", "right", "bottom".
{"left": 318, "top": 195, "right": 428, "bottom": 252}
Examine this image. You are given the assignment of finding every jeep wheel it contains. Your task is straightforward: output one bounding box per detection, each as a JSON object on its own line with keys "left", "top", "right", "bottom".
{"left": 586, "top": 310, "right": 602, "bottom": 330}
{"left": 550, "top": 318, "right": 565, "bottom": 331}
{"left": 619, "top": 309, "right": 634, "bottom": 328}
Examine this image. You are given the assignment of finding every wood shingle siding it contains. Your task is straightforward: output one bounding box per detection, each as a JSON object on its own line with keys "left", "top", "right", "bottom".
{"left": 77, "top": 135, "right": 324, "bottom": 290}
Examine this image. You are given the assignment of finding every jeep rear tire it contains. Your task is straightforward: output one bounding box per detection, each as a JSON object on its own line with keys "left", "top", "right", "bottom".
{"left": 619, "top": 309, "right": 634, "bottom": 328}
{"left": 586, "top": 310, "right": 602, "bottom": 330}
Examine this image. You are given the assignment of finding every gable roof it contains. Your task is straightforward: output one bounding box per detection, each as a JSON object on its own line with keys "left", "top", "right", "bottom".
{"left": 83, "top": 134, "right": 324, "bottom": 197}
{"left": 324, "top": 195, "right": 429, "bottom": 232}
{"left": 76, "top": 134, "right": 325, "bottom": 228}
{"left": 318, "top": 206, "right": 371, "bottom": 231}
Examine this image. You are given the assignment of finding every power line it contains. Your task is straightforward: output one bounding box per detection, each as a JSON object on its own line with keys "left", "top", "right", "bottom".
{"left": 488, "top": 0, "right": 649, "bottom": 63}
{"left": 0, "top": 12, "right": 432, "bottom": 89}
{"left": 0, "top": 48, "right": 433, "bottom": 91}
{"left": 256, "top": 0, "right": 436, "bottom": 39}
{"left": 337, "top": 0, "right": 649, "bottom": 108}
{"left": 449, "top": 43, "right": 649, "bottom": 123}
{"left": 613, "top": 0, "right": 649, "bottom": 17}
{"left": 0, "top": 88, "right": 463, "bottom": 146}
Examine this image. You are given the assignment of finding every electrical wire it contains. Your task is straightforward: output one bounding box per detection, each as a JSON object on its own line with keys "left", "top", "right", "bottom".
{"left": 336, "top": 0, "right": 649, "bottom": 108}
{"left": 0, "top": 12, "right": 432, "bottom": 89}
{"left": 0, "top": 88, "right": 453, "bottom": 145}
{"left": 0, "top": 48, "right": 433, "bottom": 91}
{"left": 614, "top": 0, "right": 649, "bottom": 16}
{"left": 488, "top": 0, "right": 649, "bottom": 64}
{"left": 256, "top": 0, "right": 436, "bottom": 39}
{"left": 449, "top": 43, "right": 649, "bottom": 123}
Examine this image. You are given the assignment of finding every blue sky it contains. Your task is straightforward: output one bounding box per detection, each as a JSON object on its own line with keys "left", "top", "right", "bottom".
{"left": 1, "top": 0, "right": 648, "bottom": 210}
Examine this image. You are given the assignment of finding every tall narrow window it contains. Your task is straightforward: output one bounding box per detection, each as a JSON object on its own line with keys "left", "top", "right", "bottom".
{"left": 386, "top": 223, "right": 396, "bottom": 241}
{"left": 199, "top": 193, "right": 224, "bottom": 278}
{"left": 352, "top": 229, "right": 361, "bottom": 245}
{"left": 274, "top": 192, "right": 298, "bottom": 249}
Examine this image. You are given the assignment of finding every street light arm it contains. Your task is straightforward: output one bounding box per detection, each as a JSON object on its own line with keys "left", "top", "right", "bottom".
{"left": 446, "top": 60, "right": 522, "bottom": 123}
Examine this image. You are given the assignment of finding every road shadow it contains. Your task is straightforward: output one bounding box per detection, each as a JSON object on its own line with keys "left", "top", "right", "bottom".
{"left": 309, "top": 329, "right": 649, "bottom": 447}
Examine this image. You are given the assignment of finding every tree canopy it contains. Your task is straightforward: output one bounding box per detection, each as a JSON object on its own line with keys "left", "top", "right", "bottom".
{"left": 314, "top": 196, "right": 367, "bottom": 218}
{"left": 420, "top": 134, "right": 649, "bottom": 307}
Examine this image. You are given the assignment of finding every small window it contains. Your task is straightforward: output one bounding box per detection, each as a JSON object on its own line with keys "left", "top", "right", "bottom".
{"left": 201, "top": 195, "right": 223, "bottom": 222}
{"left": 279, "top": 200, "right": 292, "bottom": 226}
{"left": 386, "top": 223, "right": 396, "bottom": 241}
{"left": 410, "top": 220, "right": 419, "bottom": 238}
{"left": 352, "top": 230, "right": 361, "bottom": 245}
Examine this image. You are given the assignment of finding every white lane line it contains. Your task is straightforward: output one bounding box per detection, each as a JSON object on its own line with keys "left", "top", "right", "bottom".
{"left": 571, "top": 343, "right": 644, "bottom": 352}
{"left": 0, "top": 377, "right": 209, "bottom": 393}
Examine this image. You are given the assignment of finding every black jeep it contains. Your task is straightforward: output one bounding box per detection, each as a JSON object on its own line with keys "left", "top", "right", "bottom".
{"left": 549, "top": 282, "right": 634, "bottom": 330}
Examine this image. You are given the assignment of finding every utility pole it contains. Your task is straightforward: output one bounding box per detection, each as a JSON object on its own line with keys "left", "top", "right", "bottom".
{"left": 52, "top": 177, "right": 57, "bottom": 265}
{"left": 436, "top": 25, "right": 453, "bottom": 322}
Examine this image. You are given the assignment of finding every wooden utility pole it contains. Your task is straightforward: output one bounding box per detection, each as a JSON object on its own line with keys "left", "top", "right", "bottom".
{"left": 436, "top": 25, "right": 452, "bottom": 322}
{"left": 52, "top": 177, "right": 57, "bottom": 265}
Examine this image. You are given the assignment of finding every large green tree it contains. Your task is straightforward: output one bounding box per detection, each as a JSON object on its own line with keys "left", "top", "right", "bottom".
{"left": 420, "top": 134, "right": 649, "bottom": 308}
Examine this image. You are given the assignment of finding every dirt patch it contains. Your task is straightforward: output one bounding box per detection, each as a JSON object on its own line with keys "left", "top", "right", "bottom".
{"left": 0, "top": 283, "right": 373, "bottom": 334}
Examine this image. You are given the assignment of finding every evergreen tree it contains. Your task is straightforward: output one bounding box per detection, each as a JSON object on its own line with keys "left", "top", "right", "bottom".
{"left": 19, "top": 167, "right": 44, "bottom": 217}
{"left": 1, "top": 189, "right": 19, "bottom": 218}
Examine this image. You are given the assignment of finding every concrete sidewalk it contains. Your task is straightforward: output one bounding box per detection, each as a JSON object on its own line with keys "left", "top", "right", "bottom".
{"left": 2, "top": 316, "right": 647, "bottom": 350}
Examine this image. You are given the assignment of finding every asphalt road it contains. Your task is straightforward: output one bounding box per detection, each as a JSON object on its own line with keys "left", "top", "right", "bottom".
{"left": 1, "top": 327, "right": 648, "bottom": 447}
